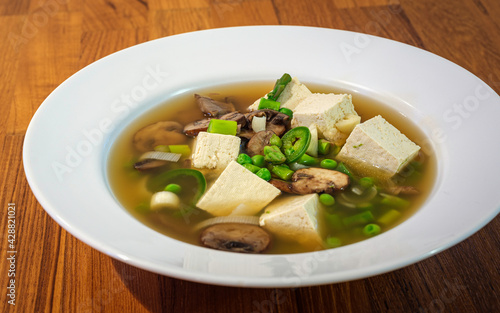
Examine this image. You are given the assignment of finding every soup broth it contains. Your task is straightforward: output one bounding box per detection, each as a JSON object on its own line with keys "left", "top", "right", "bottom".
{"left": 107, "top": 81, "right": 436, "bottom": 254}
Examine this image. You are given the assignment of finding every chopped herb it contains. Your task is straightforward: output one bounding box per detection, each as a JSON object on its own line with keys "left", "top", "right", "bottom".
{"left": 353, "top": 143, "right": 363, "bottom": 148}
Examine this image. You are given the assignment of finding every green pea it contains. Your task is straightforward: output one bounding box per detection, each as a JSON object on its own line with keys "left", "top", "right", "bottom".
{"left": 319, "top": 193, "right": 335, "bottom": 206}
{"left": 320, "top": 159, "right": 338, "bottom": 169}
{"left": 251, "top": 155, "right": 266, "bottom": 167}
{"left": 237, "top": 153, "right": 253, "bottom": 165}
{"left": 164, "top": 183, "right": 182, "bottom": 194}
{"left": 362, "top": 223, "right": 381, "bottom": 236}
{"left": 256, "top": 168, "right": 272, "bottom": 181}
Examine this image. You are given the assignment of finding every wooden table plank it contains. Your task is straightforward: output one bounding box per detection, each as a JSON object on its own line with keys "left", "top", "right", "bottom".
{"left": 1, "top": 0, "right": 499, "bottom": 312}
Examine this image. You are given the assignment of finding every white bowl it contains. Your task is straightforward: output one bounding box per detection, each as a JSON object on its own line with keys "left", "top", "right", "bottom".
{"left": 23, "top": 26, "right": 500, "bottom": 287}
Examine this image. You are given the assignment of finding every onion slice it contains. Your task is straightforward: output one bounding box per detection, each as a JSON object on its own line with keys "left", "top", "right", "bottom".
{"left": 139, "top": 151, "right": 182, "bottom": 162}
{"left": 252, "top": 116, "right": 267, "bottom": 132}
{"left": 194, "top": 216, "right": 260, "bottom": 231}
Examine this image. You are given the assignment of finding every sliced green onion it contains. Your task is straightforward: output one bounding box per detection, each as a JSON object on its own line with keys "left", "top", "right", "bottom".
{"left": 207, "top": 119, "right": 237, "bottom": 136}
{"left": 168, "top": 145, "right": 191, "bottom": 156}
{"left": 297, "top": 153, "right": 319, "bottom": 166}
{"left": 242, "top": 163, "right": 261, "bottom": 174}
{"left": 359, "top": 177, "right": 375, "bottom": 188}
{"left": 342, "top": 211, "right": 374, "bottom": 227}
{"left": 271, "top": 164, "right": 294, "bottom": 181}
{"left": 325, "top": 236, "right": 342, "bottom": 248}
{"left": 258, "top": 98, "right": 281, "bottom": 111}
{"left": 335, "top": 162, "right": 353, "bottom": 177}
{"left": 306, "top": 124, "right": 318, "bottom": 157}
{"left": 279, "top": 107, "right": 293, "bottom": 119}
{"left": 318, "top": 139, "right": 331, "bottom": 155}
{"left": 267, "top": 73, "right": 292, "bottom": 101}
{"left": 378, "top": 209, "right": 402, "bottom": 225}
{"left": 154, "top": 145, "right": 170, "bottom": 152}
{"left": 264, "top": 145, "right": 286, "bottom": 164}
{"left": 269, "top": 134, "right": 282, "bottom": 148}
{"left": 380, "top": 194, "right": 410, "bottom": 209}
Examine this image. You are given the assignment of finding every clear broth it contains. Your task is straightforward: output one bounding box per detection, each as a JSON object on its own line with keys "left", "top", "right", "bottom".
{"left": 107, "top": 81, "right": 436, "bottom": 254}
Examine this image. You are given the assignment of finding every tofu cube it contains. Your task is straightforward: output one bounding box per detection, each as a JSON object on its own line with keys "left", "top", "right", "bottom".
{"left": 191, "top": 132, "right": 240, "bottom": 170}
{"left": 336, "top": 115, "right": 421, "bottom": 178}
{"left": 196, "top": 161, "right": 281, "bottom": 216}
{"left": 291, "top": 93, "right": 360, "bottom": 146}
{"left": 259, "top": 194, "right": 322, "bottom": 247}
{"left": 248, "top": 77, "right": 312, "bottom": 111}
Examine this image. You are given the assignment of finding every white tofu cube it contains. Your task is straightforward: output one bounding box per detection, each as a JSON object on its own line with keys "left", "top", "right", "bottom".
{"left": 291, "top": 93, "right": 360, "bottom": 146}
{"left": 259, "top": 194, "right": 322, "bottom": 247}
{"left": 191, "top": 132, "right": 240, "bottom": 170}
{"left": 247, "top": 77, "right": 312, "bottom": 111}
{"left": 336, "top": 115, "right": 421, "bottom": 178}
{"left": 196, "top": 161, "right": 281, "bottom": 216}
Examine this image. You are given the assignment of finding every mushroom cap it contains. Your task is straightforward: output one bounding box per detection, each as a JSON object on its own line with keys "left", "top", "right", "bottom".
{"left": 246, "top": 130, "right": 275, "bottom": 156}
{"left": 200, "top": 223, "right": 271, "bottom": 253}
{"left": 133, "top": 121, "right": 186, "bottom": 152}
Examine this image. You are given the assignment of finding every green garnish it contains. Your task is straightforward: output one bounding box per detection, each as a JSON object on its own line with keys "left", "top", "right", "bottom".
{"left": 207, "top": 119, "right": 237, "bottom": 136}
{"left": 267, "top": 73, "right": 292, "bottom": 101}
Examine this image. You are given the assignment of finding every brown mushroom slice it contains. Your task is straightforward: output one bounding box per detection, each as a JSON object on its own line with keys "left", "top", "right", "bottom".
{"left": 290, "top": 168, "right": 350, "bottom": 194}
{"left": 195, "top": 94, "right": 235, "bottom": 117}
{"left": 183, "top": 112, "right": 247, "bottom": 136}
{"left": 184, "top": 119, "right": 211, "bottom": 136}
{"left": 385, "top": 185, "right": 419, "bottom": 195}
{"left": 269, "top": 179, "right": 297, "bottom": 194}
{"left": 245, "top": 110, "right": 291, "bottom": 136}
{"left": 246, "top": 130, "right": 275, "bottom": 156}
{"left": 200, "top": 223, "right": 271, "bottom": 253}
{"left": 134, "top": 121, "right": 186, "bottom": 152}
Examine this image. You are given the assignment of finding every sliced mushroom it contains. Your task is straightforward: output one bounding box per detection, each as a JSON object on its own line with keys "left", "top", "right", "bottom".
{"left": 245, "top": 109, "right": 291, "bottom": 136}
{"left": 183, "top": 119, "right": 211, "bottom": 136}
{"left": 270, "top": 168, "right": 350, "bottom": 194}
{"left": 133, "top": 121, "right": 186, "bottom": 152}
{"left": 385, "top": 185, "right": 419, "bottom": 195}
{"left": 291, "top": 168, "right": 350, "bottom": 194}
{"left": 200, "top": 223, "right": 271, "bottom": 253}
{"left": 133, "top": 151, "right": 183, "bottom": 171}
{"left": 134, "top": 159, "right": 168, "bottom": 171}
{"left": 195, "top": 94, "right": 235, "bottom": 117}
{"left": 220, "top": 111, "right": 247, "bottom": 127}
{"left": 246, "top": 130, "right": 275, "bottom": 156}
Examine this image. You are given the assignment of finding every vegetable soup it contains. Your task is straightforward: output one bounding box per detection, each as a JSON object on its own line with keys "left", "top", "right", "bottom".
{"left": 107, "top": 75, "right": 436, "bottom": 254}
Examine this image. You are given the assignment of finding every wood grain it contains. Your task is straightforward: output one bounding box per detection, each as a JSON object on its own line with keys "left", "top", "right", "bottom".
{"left": 1, "top": 0, "right": 499, "bottom": 312}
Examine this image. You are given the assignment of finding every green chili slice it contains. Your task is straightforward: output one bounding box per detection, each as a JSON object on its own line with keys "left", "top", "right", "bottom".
{"left": 281, "top": 126, "right": 311, "bottom": 163}
{"left": 146, "top": 168, "right": 206, "bottom": 204}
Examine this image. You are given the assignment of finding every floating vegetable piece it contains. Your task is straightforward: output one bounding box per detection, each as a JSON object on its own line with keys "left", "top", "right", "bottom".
{"left": 252, "top": 115, "right": 267, "bottom": 132}
{"left": 281, "top": 126, "right": 311, "bottom": 163}
{"left": 306, "top": 123, "right": 318, "bottom": 157}
{"left": 264, "top": 145, "right": 286, "bottom": 164}
{"left": 267, "top": 73, "right": 292, "bottom": 101}
{"left": 168, "top": 145, "right": 191, "bottom": 156}
{"left": 133, "top": 151, "right": 182, "bottom": 170}
{"left": 150, "top": 191, "right": 181, "bottom": 210}
{"left": 246, "top": 130, "right": 275, "bottom": 156}
{"left": 200, "top": 223, "right": 271, "bottom": 253}
{"left": 195, "top": 215, "right": 260, "bottom": 231}
{"left": 146, "top": 169, "right": 207, "bottom": 204}
{"left": 207, "top": 119, "right": 238, "bottom": 136}
{"left": 195, "top": 94, "right": 235, "bottom": 117}
{"left": 258, "top": 98, "right": 280, "bottom": 111}
{"left": 318, "top": 139, "right": 331, "bottom": 155}
{"left": 133, "top": 121, "right": 185, "bottom": 152}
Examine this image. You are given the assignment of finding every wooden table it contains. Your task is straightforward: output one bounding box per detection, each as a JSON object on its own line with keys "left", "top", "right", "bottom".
{"left": 1, "top": 0, "right": 499, "bottom": 312}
